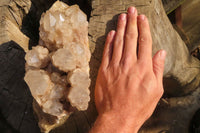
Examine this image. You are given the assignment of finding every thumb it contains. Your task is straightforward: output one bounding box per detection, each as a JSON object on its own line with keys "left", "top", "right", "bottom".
{"left": 152, "top": 50, "right": 166, "bottom": 82}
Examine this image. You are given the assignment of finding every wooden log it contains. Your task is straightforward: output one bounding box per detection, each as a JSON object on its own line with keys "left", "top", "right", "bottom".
{"left": 0, "top": 0, "right": 200, "bottom": 133}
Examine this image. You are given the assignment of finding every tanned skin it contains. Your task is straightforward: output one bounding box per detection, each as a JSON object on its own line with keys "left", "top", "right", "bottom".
{"left": 89, "top": 6, "right": 166, "bottom": 133}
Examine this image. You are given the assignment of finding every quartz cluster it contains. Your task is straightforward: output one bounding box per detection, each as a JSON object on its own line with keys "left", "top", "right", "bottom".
{"left": 24, "top": 1, "right": 91, "bottom": 132}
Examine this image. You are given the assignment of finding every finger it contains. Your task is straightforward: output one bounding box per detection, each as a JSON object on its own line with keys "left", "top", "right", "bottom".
{"left": 111, "top": 13, "right": 127, "bottom": 64}
{"left": 122, "top": 7, "right": 138, "bottom": 64}
{"left": 152, "top": 50, "right": 166, "bottom": 83}
{"left": 101, "top": 30, "right": 116, "bottom": 68}
{"left": 137, "top": 15, "right": 152, "bottom": 62}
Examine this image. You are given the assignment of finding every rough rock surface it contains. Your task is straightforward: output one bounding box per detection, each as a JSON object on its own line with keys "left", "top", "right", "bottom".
{"left": 24, "top": 1, "right": 91, "bottom": 132}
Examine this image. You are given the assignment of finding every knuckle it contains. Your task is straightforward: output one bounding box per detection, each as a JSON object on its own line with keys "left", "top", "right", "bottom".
{"left": 153, "top": 62, "right": 163, "bottom": 73}
{"left": 138, "top": 69, "right": 146, "bottom": 78}
{"left": 110, "top": 61, "right": 119, "bottom": 70}
{"left": 99, "top": 67, "right": 106, "bottom": 75}
{"left": 98, "top": 68, "right": 111, "bottom": 82}
{"left": 121, "top": 56, "right": 133, "bottom": 69}
{"left": 115, "top": 38, "right": 123, "bottom": 45}
{"left": 138, "top": 62, "right": 148, "bottom": 74}
{"left": 138, "top": 60, "right": 147, "bottom": 67}
{"left": 153, "top": 85, "right": 164, "bottom": 98}
{"left": 157, "top": 87, "right": 164, "bottom": 96}
{"left": 143, "top": 75, "right": 157, "bottom": 92}
{"left": 118, "top": 19, "right": 125, "bottom": 26}
{"left": 139, "top": 35, "right": 152, "bottom": 44}
{"left": 125, "top": 31, "right": 137, "bottom": 40}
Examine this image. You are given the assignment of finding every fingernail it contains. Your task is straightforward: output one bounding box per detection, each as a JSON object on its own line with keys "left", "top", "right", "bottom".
{"left": 128, "top": 7, "right": 135, "bottom": 14}
{"left": 139, "top": 15, "right": 145, "bottom": 21}
{"left": 120, "top": 14, "right": 126, "bottom": 20}
{"left": 159, "top": 50, "right": 167, "bottom": 59}
{"left": 109, "top": 30, "right": 115, "bottom": 37}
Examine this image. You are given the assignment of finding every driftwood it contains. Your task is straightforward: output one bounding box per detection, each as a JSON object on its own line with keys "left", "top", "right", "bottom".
{"left": 0, "top": 0, "right": 200, "bottom": 133}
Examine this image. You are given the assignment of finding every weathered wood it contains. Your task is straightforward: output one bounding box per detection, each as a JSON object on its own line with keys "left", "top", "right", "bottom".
{"left": 0, "top": 19, "right": 29, "bottom": 52}
{"left": 162, "top": 0, "right": 186, "bottom": 14}
{"left": 0, "top": 0, "right": 31, "bottom": 52}
{"left": 182, "top": 0, "right": 200, "bottom": 52}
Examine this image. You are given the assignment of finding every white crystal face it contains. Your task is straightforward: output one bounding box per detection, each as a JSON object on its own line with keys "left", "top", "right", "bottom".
{"left": 25, "top": 46, "right": 49, "bottom": 68}
{"left": 26, "top": 51, "right": 40, "bottom": 65}
{"left": 42, "top": 100, "right": 64, "bottom": 116}
{"left": 59, "top": 14, "right": 65, "bottom": 22}
{"left": 50, "top": 85, "right": 65, "bottom": 99}
{"left": 51, "top": 47, "right": 76, "bottom": 72}
{"left": 24, "top": 1, "right": 91, "bottom": 123}
{"left": 68, "top": 86, "right": 90, "bottom": 111}
{"left": 68, "top": 68, "right": 91, "bottom": 88}
{"left": 39, "top": 4, "right": 89, "bottom": 51}
{"left": 25, "top": 70, "right": 51, "bottom": 95}
{"left": 24, "top": 70, "right": 52, "bottom": 104}
{"left": 49, "top": 13, "right": 57, "bottom": 27}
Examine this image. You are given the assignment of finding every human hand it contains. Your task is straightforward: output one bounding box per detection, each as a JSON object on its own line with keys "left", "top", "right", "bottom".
{"left": 93, "top": 7, "right": 166, "bottom": 133}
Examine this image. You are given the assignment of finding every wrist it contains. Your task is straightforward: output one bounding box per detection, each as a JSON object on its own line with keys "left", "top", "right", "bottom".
{"left": 93, "top": 112, "right": 140, "bottom": 133}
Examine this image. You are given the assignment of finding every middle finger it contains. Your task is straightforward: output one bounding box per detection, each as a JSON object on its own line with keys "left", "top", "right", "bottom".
{"left": 121, "top": 7, "right": 138, "bottom": 64}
